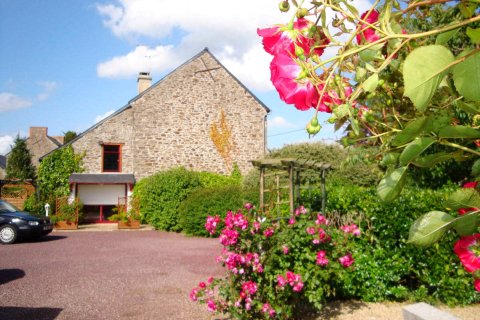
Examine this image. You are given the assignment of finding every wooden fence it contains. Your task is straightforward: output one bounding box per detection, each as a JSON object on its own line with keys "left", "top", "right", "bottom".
{"left": 0, "top": 180, "right": 35, "bottom": 210}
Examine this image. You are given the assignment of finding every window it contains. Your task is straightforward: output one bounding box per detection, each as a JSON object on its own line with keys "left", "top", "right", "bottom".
{"left": 102, "top": 144, "right": 121, "bottom": 172}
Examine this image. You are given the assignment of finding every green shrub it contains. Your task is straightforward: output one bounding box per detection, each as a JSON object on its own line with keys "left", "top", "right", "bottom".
{"left": 134, "top": 167, "right": 201, "bottom": 231}
{"left": 179, "top": 185, "right": 254, "bottom": 236}
{"left": 313, "top": 184, "right": 480, "bottom": 305}
{"left": 197, "top": 171, "right": 240, "bottom": 188}
{"left": 23, "top": 194, "right": 45, "bottom": 217}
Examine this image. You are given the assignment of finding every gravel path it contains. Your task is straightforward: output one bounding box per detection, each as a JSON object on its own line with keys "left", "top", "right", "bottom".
{"left": 0, "top": 231, "right": 223, "bottom": 320}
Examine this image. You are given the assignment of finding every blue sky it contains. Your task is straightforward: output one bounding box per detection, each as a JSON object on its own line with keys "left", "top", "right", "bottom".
{"left": 0, "top": 0, "right": 372, "bottom": 155}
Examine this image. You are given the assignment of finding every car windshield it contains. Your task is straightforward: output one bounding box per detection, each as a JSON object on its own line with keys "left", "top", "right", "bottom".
{"left": 0, "top": 201, "right": 20, "bottom": 213}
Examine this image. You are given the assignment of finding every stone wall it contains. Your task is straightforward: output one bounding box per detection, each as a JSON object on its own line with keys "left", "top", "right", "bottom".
{"left": 72, "top": 49, "right": 268, "bottom": 179}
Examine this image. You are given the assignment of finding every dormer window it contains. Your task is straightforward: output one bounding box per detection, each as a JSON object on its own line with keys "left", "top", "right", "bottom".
{"left": 102, "top": 144, "right": 121, "bottom": 172}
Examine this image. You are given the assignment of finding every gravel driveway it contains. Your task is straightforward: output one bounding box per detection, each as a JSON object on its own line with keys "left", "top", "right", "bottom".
{"left": 0, "top": 231, "right": 224, "bottom": 320}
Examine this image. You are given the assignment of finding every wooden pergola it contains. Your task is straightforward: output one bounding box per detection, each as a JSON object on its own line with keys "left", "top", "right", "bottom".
{"left": 251, "top": 158, "right": 331, "bottom": 215}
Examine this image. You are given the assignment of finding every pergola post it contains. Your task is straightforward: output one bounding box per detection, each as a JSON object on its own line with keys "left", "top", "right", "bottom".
{"left": 288, "top": 163, "right": 294, "bottom": 214}
{"left": 259, "top": 166, "right": 265, "bottom": 213}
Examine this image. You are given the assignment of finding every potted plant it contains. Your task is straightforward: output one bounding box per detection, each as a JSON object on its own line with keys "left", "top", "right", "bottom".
{"left": 108, "top": 198, "right": 141, "bottom": 229}
{"left": 52, "top": 199, "right": 83, "bottom": 230}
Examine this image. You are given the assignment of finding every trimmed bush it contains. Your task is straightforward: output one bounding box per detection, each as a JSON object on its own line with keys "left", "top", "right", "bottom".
{"left": 197, "top": 171, "right": 240, "bottom": 188}
{"left": 179, "top": 185, "right": 256, "bottom": 236}
{"left": 315, "top": 184, "right": 480, "bottom": 305}
{"left": 134, "top": 167, "right": 201, "bottom": 231}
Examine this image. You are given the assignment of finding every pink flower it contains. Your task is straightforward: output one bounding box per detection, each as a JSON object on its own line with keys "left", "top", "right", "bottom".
{"left": 241, "top": 281, "right": 258, "bottom": 296}
{"left": 454, "top": 234, "right": 480, "bottom": 273}
{"left": 286, "top": 271, "right": 302, "bottom": 286}
{"left": 244, "top": 203, "right": 254, "bottom": 210}
{"left": 251, "top": 221, "right": 261, "bottom": 234}
{"left": 205, "top": 215, "right": 221, "bottom": 235}
{"left": 282, "top": 245, "right": 289, "bottom": 254}
{"left": 207, "top": 277, "right": 214, "bottom": 284}
{"left": 295, "top": 206, "right": 308, "bottom": 215}
{"left": 270, "top": 53, "right": 320, "bottom": 111}
{"left": 198, "top": 282, "right": 206, "bottom": 289}
{"left": 288, "top": 216, "right": 296, "bottom": 225}
{"left": 189, "top": 288, "right": 198, "bottom": 301}
{"left": 312, "top": 239, "right": 320, "bottom": 245}
{"left": 293, "top": 281, "right": 304, "bottom": 292}
{"left": 340, "top": 224, "right": 361, "bottom": 236}
{"left": 316, "top": 250, "right": 329, "bottom": 266}
{"left": 339, "top": 253, "right": 355, "bottom": 267}
{"left": 206, "top": 299, "right": 217, "bottom": 312}
{"left": 306, "top": 226, "right": 316, "bottom": 235}
{"left": 475, "top": 279, "right": 480, "bottom": 292}
{"left": 356, "top": 10, "right": 380, "bottom": 44}
{"left": 258, "top": 19, "right": 329, "bottom": 58}
{"left": 219, "top": 229, "right": 239, "bottom": 246}
{"left": 277, "top": 275, "right": 287, "bottom": 287}
{"left": 315, "top": 214, "right": 328, "bottom": 225}
{"left": 262, "top": 303, "right": 276, "bottom": 317}
{"left": 464, "top": 182, "right": 478, "bottom": 189}
{"left": 264, "top": 227, "right": 274, "bottom": 237}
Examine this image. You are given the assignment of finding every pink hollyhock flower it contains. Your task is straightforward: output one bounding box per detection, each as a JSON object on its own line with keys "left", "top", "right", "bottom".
{"left": 206, "top": 299, "right": 217, "bottom": 312}
{"left": 293, "top": 281, "right": 304, "bottom": 292}
{"left": 270, "top": 53, "right": 320, "bottom": 111}
{"left": 356, "top": 10, "right": 380, "bottom": 44}
{"left": 288, "top": 216, "right": 296, "bottom": 225}
{"left": 339, "top": 253, "right": 355, "bottom": 267}
{"left": 189, "top": 288, "right": 199, "bottom": 301}
{"left": 258, "top": 18, "right": 329, "bottom": 58}
{"left": 454, "top": 234, "right": 480, "bottom": 273}
{"left": 264, "top": 227, "right": 274, "bottom": 237}
{"left": 475, "top": 279, "right": 480, "bottom": 292}
{"left": 316, "top": 250, "right": 329, "bottom": 266}
{"left": 306, "top": 226, "right": 316, "bottom": 235}
{"left": 282, "top": 245, "right": 289, "bottom": 254}
{"left": 205, "top": 215, "right": 221, "bottom": 235}
{"left": 277, "top": 275, "right": 287, "bottom": 287}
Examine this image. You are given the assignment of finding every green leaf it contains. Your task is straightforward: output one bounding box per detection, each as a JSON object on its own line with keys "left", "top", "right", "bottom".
{"left": 438, "top": 125, "right": 480, "bottom": 138}
{"left": 333, "top": 104, "right": 350, "bottom": 118}
{"left": 359, "top": 43, "right": 385, "bottom": 62}
{"left": 411, "top": 152, "right": 454, "bottom": 168}
{"left": 445, "top": 188, "right": 480, "bottom": 211}
{"left": 404, "top": 45, "right": 455, "bottom": 112}
{"left": 363, "top": 73, "right": 379, "bottom": 93}
{"left": 381, "top": 152, "right": 400, "bottom": 166}
{"left": 391, "top": 116, "right": 429, "bottom": 147}
{"left": 456, "top": 100, "right": 480, "bottom": 114}
{"left": 452, "top": 212, "right": 480, "bottom": 236}
{"left": 377, "top": 166, "right": 408, "bottom": 203}
{"left": 399, "top": 137, "right": 436, "bottom": 166}
{"left": 466, "top": 27, "right": 480, "bottom": 44}
{"left": 408, "top": 211, "right": 455, "bottom": 247}
{"left": 472, "top": 159, "right": 480, "bottom": 177}
{"left": 436, "top": 28, "right": 460, "bottom": 45}
{"left": 453, "top": 49, "right": 480, "bottom": 101}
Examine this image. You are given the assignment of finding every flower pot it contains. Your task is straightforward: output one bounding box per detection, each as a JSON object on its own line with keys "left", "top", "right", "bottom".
{"left": 54, "top": 221, "right": 78, "bottom": 230}
{"left": 118, "top": 219, "right": 140, "bottom": 229}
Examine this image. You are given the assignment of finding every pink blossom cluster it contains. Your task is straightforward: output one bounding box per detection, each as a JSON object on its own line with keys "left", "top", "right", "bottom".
{"left": 454, "top": 233, "right": 480, "bottom": 291}
{"left": 339, "top": 253, "right": 355, "bottom": 268}
{"left": 218, "top": 251, "right": 264, "bottom": 274}
{"left": 263, "top": 227, "right": 275, "bottom": 237}
{"left": 356, "top": 10, "right": 380, "bottom": 44}
{"left": 277, "top": 271, "right": 304, "bottom": 292}
{"left": 315, "top": 213, "right": 329, "bottom": 225}
{"left": 261, "top": 303, "right": 276, "bottom": 318}
{"left": 306, "top": 225, "right": 331, "bottom": 245}
{"left": 340, "top": 224, "right": 361, "bottom": 237}
{"left": 225, "top": 210, "right": 249, "bottom": 230}
{"left": 316, "top": 250, "right": 329, "bottom": 266}
{"left": 219, "top": 228, "right": 240, "bottom": 246}
{"left": 189, "top": 277, "right": 215, "bottom": 302}
{"left": 205, "top": 215, "right": 221, "bottom": 235}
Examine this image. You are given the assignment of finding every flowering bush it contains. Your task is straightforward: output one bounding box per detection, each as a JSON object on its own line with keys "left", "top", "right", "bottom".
{"left": 258, "top": 0, "right": 480, "bottom": 292}
{"left": 190, "top": 205, "right": 360, "bottom": 318}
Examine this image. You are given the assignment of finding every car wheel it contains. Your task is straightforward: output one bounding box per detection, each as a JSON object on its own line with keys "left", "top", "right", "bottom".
{"left": 0, "top": 225, "right": 18, "bottom": 244}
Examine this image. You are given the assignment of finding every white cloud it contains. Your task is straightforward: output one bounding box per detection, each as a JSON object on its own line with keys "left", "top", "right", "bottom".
{"left": 94, "top": 110, "right": 115, "bottom": 123}
{"left": 268, "top": 116, "right": 295, "bottom": 128}
{"left": 36, "top": 81, "right": 57, "bottom": 102}
{"left": 0, "top": 135, "right": 14, "bottom": 155}
{"left": 0, "top": 93, "right": 32, "bottom": 112}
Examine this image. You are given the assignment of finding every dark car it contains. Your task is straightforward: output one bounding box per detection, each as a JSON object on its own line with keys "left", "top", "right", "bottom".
{"left": 0, "top": 200, "right": 53, "bottom": 244}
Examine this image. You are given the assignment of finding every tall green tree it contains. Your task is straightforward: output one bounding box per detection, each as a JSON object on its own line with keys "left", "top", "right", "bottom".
{"left": 6, "top": 135, "right": 35, "bottom": 180}
{"left": 63, "top": 130, "right": 77, "bottom": 144}
{"left": 37, "top": 145, "right": 84, "bottom": 201}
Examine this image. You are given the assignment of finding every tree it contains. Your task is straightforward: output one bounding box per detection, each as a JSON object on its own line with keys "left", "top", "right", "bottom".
{"left": 63, "top": 131, "right": 77, "bottom": 144}
{"left": 37, "top": 145, "right": 84, "bottom": 201}
{"left": 6, "top": 135, "right": 35, "bottom": 180}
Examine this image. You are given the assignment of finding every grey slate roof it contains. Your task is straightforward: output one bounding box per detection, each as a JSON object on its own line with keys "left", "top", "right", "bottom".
{"left": 69, "top": 173, "right": 135, "bottom": 184}
{"left": 0, "top": 155, "right": 6, "bottom": 169}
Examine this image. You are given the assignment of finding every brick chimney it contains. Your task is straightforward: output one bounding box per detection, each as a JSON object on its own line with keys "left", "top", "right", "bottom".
{"left": 137, "top": 72, "right": 152, "bottom": 94}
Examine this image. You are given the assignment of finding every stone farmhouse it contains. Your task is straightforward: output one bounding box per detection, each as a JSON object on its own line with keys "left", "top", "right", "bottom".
{"left": 52, "top": 48, "right": 270, "bottom": 223}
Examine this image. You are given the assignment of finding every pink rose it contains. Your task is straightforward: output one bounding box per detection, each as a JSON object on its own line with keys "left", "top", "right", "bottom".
{"left": 356, "top": 10, "right": 380, "bottom": 44}
{"left": 339, "top": 253, "right": 355, "bottom": 267}
{"left": 316, "top": 250, "right": 329, "bottom": 266}
{"left": 206, "top": 299, "right": 217, "bottom": 312}
{"left": 277, "top": 275, "right": 287, "bottom": 287}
